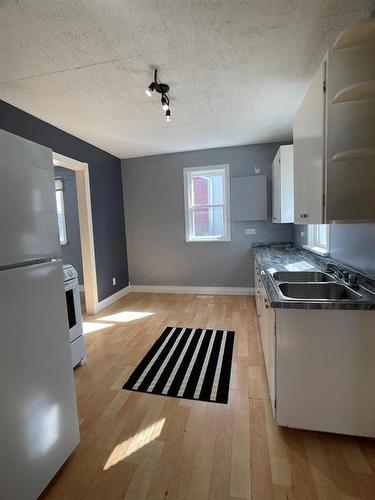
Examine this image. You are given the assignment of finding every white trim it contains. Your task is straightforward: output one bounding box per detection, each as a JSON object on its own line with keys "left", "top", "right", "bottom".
{"left": 129, "top": 285, "right": 254, "bottom": 296}
{"left": 183, "top": 164, "right": 231, "bottom": 242}
{"left": 305, "top": 224, "right": 330, "bottom": 257}
{"left": 53, "top": 152, "right": 98, "bottom": 315}
{"left": 95, "top": 286, "right": 131, "bottom": 313}
{"left": 53, "top": 152, "right": 87, "bottom": 170}
{"left": 303, "top": 245, "right": 330, "bottom": 257}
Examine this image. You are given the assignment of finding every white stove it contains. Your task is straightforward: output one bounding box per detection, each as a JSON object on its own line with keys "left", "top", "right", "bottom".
{"left": 63, "top": 263, "right": 78, "bottom": 282}
{"left": 63, "top": 264, "right": 86, "bottom": 368}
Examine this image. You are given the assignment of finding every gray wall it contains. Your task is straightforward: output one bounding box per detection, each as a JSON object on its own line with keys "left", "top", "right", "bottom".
{"left": 122, "top": 144, "right": 294, "bottom": 288}
{"left": 54, "top": 166, "right": 84, "bottom": 284}
{"left": 294, "top": 224, "right": 375, "bottom": 277}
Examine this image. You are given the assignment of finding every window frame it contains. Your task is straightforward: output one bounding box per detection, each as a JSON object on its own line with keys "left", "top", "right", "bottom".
{"left": 55, "top": 177, "right": 68, "bottom": 246}
{"left": 183, "top": 164, "right": 231, "bottom": 242}
{"left": 304, "top": 224, "right": 330, "bottom": 256}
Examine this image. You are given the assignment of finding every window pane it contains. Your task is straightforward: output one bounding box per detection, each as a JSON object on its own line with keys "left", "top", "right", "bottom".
{"left": 55, "top": 190, "right": 67, "bottom": 245}
{"left": 55, "top": 190, "right": 63, "bottom": 214}
{"left": 192, "top": 206, "right": 224, "bottom": 238}
{"left": 317, "top": 224, "right": 328, "bottom": 247}
{"left": 192, "top": 172, "right": 223, "bottom": 206}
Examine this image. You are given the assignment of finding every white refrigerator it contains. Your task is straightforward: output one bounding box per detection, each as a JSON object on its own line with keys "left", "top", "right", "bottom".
{"left": 0, "top": 129, "right": 80, "bottom": 499}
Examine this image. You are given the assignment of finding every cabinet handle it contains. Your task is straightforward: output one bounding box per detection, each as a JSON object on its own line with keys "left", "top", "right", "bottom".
{"left": 301, "top": 213, "right": 309, "bottom": 219}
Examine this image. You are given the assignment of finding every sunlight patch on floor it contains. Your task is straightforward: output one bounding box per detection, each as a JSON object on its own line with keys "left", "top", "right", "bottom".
{"left": 103, "top": 417, "right": 165, "bottom": 470}
{"left": 100, "top": 311, "right": 154, "bottom": 323}
{"left": 82, "top": 321, "right": 114, "bottom": 334}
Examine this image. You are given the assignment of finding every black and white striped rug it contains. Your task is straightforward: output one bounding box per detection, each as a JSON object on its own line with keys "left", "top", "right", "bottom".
{"left": 123, "top": 327, "right": 235, "bottom": 404}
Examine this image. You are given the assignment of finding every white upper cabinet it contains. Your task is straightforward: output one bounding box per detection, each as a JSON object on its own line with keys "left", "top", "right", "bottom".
{"left": 293, "top": 18, "right": 375, "bottom": 224}
{"left": 293, "top": 63, "right": 325, "bottom": 224}
{"left": 272, "top": 145, "right": 294, "bottom": 223}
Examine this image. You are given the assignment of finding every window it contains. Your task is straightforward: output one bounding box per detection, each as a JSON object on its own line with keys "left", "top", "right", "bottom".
{"left": 305, "top": 224, "right": 329, "bottom": 255}
{"left": 55, "top": 177, "right": 67, "bottom": 245}
{"left": 184, "top": 164, "right": 231, "bottom": 242}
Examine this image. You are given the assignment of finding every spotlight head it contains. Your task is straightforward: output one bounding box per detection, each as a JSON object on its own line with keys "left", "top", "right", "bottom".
{"left": 161, "top": 94, "right": 169, "bottom": 111}
{"left": 166, "top": 109, "right": 171, "bottom": 122}
{"left": 145, "top": 81, "right": 156, "bottom": 96}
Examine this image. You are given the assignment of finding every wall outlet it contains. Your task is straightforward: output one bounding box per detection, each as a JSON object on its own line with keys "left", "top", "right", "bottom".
{"left": 254, "top": 165, "right": 261, "bottom": 175}
{"left": 112, "top": 277, "right": 116, "bottom": 286}
{"left": 245, "top": 228, "right": 256, "bottom": 235}
{"left": 300, "top": 231, "right": 304, "bottom": 237}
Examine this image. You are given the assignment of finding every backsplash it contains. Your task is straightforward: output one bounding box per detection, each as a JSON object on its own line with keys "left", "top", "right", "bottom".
{"left": 294, "top": 223, "right": 375, "bottom": 278}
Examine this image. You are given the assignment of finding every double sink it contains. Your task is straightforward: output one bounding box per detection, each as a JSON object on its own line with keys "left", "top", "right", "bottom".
{"left": 271, "top": 271, "right": 364, "bottom": 301}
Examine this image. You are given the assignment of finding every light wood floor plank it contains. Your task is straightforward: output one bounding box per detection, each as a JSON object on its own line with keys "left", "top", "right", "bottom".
{"left": 39, "top": 293, "right": 375, "bottom": 500}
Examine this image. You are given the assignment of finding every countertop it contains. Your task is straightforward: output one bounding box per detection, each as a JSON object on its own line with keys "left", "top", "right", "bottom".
{"left": 253, "top": 243, "right": 375, "bottom": 310}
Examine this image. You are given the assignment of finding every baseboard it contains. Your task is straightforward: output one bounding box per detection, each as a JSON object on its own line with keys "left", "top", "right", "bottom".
{"left": 95, "top": 285, "right": 131, "bottom": 313}
{"left": 129, "top": 285, "right": 255, "bottom": 296}
{"left": 93, "top": 285, "right": 254, "bottom": 313}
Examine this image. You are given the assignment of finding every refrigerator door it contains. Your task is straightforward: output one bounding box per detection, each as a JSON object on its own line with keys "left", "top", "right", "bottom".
{"left": 0, "top": 260, "right": 80, "bottom": 499}
{"left": 0, "top": 129, "right": 61, "bottom": 267}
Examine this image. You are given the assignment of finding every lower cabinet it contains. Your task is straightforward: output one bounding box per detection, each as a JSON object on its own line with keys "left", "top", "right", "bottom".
{"left": 260, "top": 295, "right": 276, "bottom": 417}
{"left": 254, "top": 269, "right": 375, "bottom": 437}
{"left": 254, "top": 261, "right": 262, "bottom": 316}
{"left": 254, "top": 261, "right": 276, "bottom": 416}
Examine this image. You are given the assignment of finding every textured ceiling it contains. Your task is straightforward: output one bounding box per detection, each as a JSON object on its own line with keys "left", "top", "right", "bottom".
{"left": 0, "top": 1, "right": 374, "bottom": 158}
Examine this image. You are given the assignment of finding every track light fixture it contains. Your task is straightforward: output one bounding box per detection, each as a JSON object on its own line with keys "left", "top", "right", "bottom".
{"left": 145, "top": 81, "right": 155, "bottom": 97}
{"left": 161, "top": 94, "right": 169, "bottom": 111}
{"left": 145, "top": 69, "right": 172, "bottom": 121}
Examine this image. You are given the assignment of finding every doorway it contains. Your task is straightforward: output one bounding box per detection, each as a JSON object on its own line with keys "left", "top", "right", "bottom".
{"left": 52, "top": 152, "right": 98, "bottom": 315}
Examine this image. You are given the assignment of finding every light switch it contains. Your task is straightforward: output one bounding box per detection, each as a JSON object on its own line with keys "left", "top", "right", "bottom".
{"left": 112, "top": 277, "right": 116, "bottom": 286}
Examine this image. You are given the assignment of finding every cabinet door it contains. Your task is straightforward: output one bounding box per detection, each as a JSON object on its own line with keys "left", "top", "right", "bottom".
{"left": 232, "top": 175, "right": 268, "bottom": 221}
{"left": 272, "top": 150, "right": 281, "bottom": 223}
{"left": 280, "top": 145, "right": 294, "bottom": 223}
{"left": 254, "top": 262, "right": 261, "bottom": 316}
{"left": 263, "top": 302, "right": 276, "bottom": 416}
{"left": 293, "top": 62, "right": 326, "bottom": 224}
{"left": 258, "top": 284, "right": 267, "bottom": 354}
{"left": 257, "top": 287, "right": 276, "bottom": 416}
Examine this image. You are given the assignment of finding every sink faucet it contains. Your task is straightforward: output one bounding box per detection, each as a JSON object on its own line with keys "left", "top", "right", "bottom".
{"left": 325, "top": 263, "right": 344, "bottom": 279}
{"left": 325, "top": 263, "right": 359, "bottom": 285}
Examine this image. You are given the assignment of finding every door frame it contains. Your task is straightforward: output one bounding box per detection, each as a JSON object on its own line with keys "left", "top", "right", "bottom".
{"left": 53, "top": 152, "right": 98, "bottom": 315}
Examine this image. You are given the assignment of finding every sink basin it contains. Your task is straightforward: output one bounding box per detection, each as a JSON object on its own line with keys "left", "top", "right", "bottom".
{"left": 278, "top": 282, "right": 362, "bottom": 301}
{"left": 272, "top": 271, "right": 335, "bottom": 282}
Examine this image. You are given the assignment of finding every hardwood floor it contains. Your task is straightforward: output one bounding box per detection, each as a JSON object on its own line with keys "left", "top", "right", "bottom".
{"left": 41, "top": 293, "right": 375, "bottom": 500}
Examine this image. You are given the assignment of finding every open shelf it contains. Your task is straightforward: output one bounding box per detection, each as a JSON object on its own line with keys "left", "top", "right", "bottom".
{"left": 332, "top": 81, "right": 375, "bottom": 104}
{"left": 331, "top": 148, "right": 375, "bottom": 162}
{"left": 333, "top": 20, "right": 375, "bottom": 49}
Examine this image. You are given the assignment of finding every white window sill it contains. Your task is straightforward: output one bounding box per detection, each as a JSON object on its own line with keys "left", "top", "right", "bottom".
{"left": 303, "top": 245, "right": 329, "bottom": 257}
{"left": 185, "top": 238, "right": 231, "bottom": 243}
